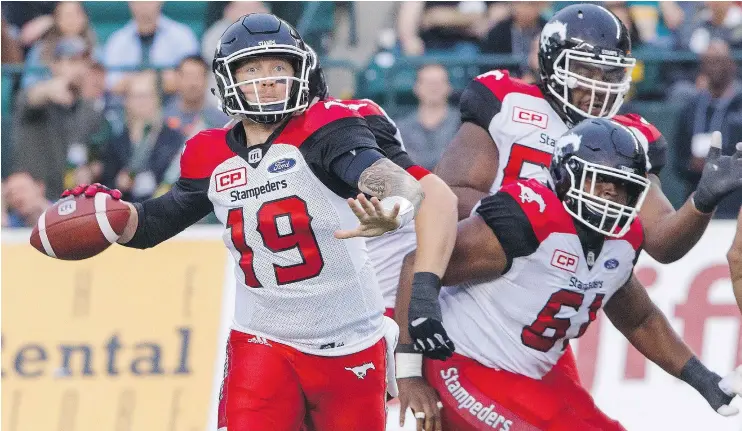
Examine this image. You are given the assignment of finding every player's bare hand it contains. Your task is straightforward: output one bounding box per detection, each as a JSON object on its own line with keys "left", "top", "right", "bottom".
{"left": 398, "top": 377, "right": 444, "bottom": 431}
{"left": 334, "top": 194, "right": 401, "bottom": 239}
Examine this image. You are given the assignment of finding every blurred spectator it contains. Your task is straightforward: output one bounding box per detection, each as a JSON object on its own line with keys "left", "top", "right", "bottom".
{"left": 682, "top": 1, "right": 742, "bottom": 53}
{"left": 164, "top": 55, "right": 229, "bottom": 139}
{"left": 1, "top": 1, "right": 56, "bottom": 51}
{"left": 673, "top": 41, "right": 742, "bottom": 219}
{"left": 604, "top": 2, "right": 643, "bottom": 49}
{"left": 2, "top": 15, "right": 24, "bottom": 63}
{"left": 201, "top": 1, "right": 269, "bottom": 108}
{"left": 76, "top": 61, "right": 115, "bottom": 184}
{"left": 1, "top": 172, "right": 52, "bottom": 228}
{"left": 396, "top": 64, "right": 460, "bottom": 170}
{"left": 100, "top": 71, "right": 184, "bottom": 202}
{"left": 11, "top": 36, "right": 109, "bottom": 199}
{"left": 519, "top": 36, "right": 541, "bottom": 84}
{"left": 397, "top": 1, "right": 489, "bottom": 56}
{"left": 82, "top": 61, "right": 111, "bottom": 113}
{"left": 201, "top": 1, "right": 269, "bottom": 62}
{"left": 619, "top": 2, "right": 685, "bottom": 48}
{"left": 104, "top": 1, "right": 198, "bottom": 96}
{"left": 480, "top": 3, "right": 546, "bottom": 56}
{"left": 21, "top": 1, "right": 98, "bottom": 89}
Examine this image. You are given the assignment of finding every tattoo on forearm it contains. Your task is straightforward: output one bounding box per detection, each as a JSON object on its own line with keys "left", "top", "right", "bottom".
{"left": 358, "top": 158, "right": 424, "bottom": 212}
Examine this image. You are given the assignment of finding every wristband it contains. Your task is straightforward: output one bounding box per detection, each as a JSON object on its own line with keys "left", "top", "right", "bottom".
{"left": 409, "top": 272, "right": 443, "bottom": 321}
{"left": 395, "top": 352, "right": 423, "bottom": 378}
{"left": 691, "top": 193, "right": 715, "bottom": 215}
{"left": 680, "top": 356, "right": 733, "bottom": 410}
{"left": 381, "top": 196, "right": 414, "bottom": 230}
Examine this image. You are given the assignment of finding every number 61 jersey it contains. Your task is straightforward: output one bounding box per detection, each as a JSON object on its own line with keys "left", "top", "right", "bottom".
{"left": 439, "top": 180, "right": 643, "bottom": 379}
{"left": 179, "top": 102, "right": 386, "bottom": 356}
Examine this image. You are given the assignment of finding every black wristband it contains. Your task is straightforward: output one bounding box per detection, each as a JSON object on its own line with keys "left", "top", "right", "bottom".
{"left": 395, "top": 343, "right": 418, "bottom": 354}
{"left": 680, "top": 356, "right": 733, "bottom": 410}
{"left": 692, "top": 193, "right": 716, "bottom": 214}
{"left": 409, "top": 272, "right": 443, "bottom": 321}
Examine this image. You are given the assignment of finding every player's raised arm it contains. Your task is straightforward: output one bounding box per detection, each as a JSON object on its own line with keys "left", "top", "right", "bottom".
{"left": 639, "top": 133, "right": 742, "bottom": 263}
{"left": 115, "top": 177, "right": 213, "bottom": 248}
{"left": 333, "top": 157, "right": 424, "bottom": 239}
{"left": 57, "top": 176, "right": 213, "bottom": 250}
{"left": 395, "top": 213, "right": 508, "bottom": 355}
{"left": 358, "top": 97, "right": 459, "bottom": 285}
{"left": 604, "top": 274, "right": 742, "bottom": 416}
{"left": 730, "top": 209, "right": 742, "bottom": 314}
{"left": 114, "top": 131, "right": 219, "bottom": 248}
{"left": 435, "top": 122, "right": 499, "bottom": 219}
{"left": 393, "top": 213, "right": 507, "bottom": 431}
{"left": 434, "top": 76, "right": 502, "bottom": 219}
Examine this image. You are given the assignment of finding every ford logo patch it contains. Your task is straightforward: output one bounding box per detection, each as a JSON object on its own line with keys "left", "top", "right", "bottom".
{"left": 268, "top": 158, "right": 296, "bottom": 173}
{"left": 604, "top": 259, "right": 619, "bottom": 270}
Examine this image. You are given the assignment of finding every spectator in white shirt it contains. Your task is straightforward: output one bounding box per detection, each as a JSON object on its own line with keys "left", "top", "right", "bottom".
{"left": 104, "top": 1, "right": 198, "bottom": 96}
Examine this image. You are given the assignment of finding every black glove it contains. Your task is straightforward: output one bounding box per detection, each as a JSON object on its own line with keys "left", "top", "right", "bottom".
{"left": 408, "top": 272, "right": 455, "bottom": 360}
{"left": 693, "top": 133, "right": 742, "bottom": 214}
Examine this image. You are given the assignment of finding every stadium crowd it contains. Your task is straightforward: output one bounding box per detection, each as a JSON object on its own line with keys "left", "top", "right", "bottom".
{"left": 2, "top": 1, "right": 741, "bottom": 227}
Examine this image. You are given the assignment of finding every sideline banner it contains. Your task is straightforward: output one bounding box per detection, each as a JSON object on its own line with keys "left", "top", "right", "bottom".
{"left": 573, "top": 220, "right": 742, "bottom": 431}
{"left": 1, "top": 228, "right": 226, "bottom": 431}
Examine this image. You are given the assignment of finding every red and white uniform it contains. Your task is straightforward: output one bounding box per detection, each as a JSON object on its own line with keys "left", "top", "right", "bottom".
{"left": 330, "top": 98, "right": 431, "bottom": 314}
{"left": 461, "top": 70, "right": 667, "bottom": 195}
{"left": 178, "top": 101, "right": 398, "bottom": 430}
{"left": 456, "top": 68, "right": 664, "bottom": 386}
{"left": 426, "top": 180, "right": 641, "bottom": 430}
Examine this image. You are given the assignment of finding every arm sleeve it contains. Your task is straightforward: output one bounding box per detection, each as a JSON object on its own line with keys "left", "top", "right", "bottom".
{"left": 123, "top": 177, "right": 213, "bottom": 249}
{"left": 329, "top": 148, "right": 387, "bottom": 187}
{"left": 459, "top": 79, "right": 502, "bottom": 132}
{"left": 301, "top": 117, "right": 381, "bottom": 172}
{"left": 475, "top": 192, "right": 540, "bottom": 273}
{"left": 319, "top": 117, "right": 381, "bottom": 170}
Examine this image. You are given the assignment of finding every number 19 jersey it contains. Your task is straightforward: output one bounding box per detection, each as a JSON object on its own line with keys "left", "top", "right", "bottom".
{"left": 180, "top": 102, "right": 386, "bottom": 356}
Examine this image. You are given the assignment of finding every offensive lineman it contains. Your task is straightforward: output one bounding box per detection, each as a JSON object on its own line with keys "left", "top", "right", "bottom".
{"left": 437, "top": 3, "right": 742, "bottom": 262}
{"left": 396, "top": 119, "right": 742, "bottom": 430}
{"left": 426, "top": 2, "right": 742, "bottom": 409}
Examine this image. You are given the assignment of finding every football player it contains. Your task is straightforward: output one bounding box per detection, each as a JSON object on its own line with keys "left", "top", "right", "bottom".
{"left": 436, "top": 3, "right": 742, "bottom": 262}
{"left": 61, "top": 13, "right": 435, "bottom": 431}
{"left": 307, "top": 64, "right": 458, "bottom": 319}
{"left": 433, "top": 1, "right": 742, "bottom": 403}
{"left": 395, "top": 119, "right": 742, "bottom": 431}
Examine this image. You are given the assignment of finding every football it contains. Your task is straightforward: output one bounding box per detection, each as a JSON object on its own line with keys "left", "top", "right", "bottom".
{"left": 30, "top": 194, "right": 130, "bottom": 260}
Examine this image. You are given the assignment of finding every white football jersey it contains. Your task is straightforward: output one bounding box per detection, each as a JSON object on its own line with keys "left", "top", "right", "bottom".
{"left": 440, "top": 180, "right": 643, "bottom": 379}
{"left": 179, "top": 102, "right": 388, "bottom": 356}
{"left": 460, "top": 69, "right": 667, "bottom": 196}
